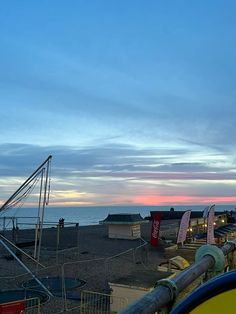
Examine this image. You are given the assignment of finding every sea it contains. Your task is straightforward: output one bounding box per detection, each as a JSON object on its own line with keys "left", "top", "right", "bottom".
{"left": 0, "top": 204, "right": 235, "bottom": 229}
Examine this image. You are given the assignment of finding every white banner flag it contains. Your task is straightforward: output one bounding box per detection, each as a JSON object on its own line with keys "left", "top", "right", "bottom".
{"left": 207, "top": 204, "right": 215, "bottom": 244}
{"left": 177, "top": 210, "right": 191, "bottom": 244}
{"left": 203, "top": 206, "right": 209, "bottom": 219}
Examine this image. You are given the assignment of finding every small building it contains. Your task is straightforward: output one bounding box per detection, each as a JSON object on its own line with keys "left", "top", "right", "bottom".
{"left": 109, "top": 270, "right": 173, "bottom": 312}
{"left": 99, "top": 213, "right": 148, "bottom": 240}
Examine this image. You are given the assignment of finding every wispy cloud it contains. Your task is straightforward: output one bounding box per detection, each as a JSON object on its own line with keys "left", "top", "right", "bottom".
{"left": 0, "top": 143, "right": 235, "bottom": 206}
{"left": 1, "top": 1, "right": 236, "bottom": 206}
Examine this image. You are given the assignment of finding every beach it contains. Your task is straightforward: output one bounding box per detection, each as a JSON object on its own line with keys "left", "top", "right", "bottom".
{"left": 0, "top": 219, "right": 186, "bottom": 313}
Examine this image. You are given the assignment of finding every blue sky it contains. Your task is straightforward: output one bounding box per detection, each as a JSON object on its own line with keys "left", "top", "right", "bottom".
{"left": 0, "top": 1, "right": 236, "bottom": 207}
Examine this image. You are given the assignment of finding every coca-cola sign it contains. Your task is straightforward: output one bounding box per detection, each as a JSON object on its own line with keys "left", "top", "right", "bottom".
{"left": 150, "top": 213, "right": 161, "bottom": 246}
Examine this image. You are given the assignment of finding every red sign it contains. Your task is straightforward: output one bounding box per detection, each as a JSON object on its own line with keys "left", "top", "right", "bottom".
{"left": 150, "top": 213, "right": 161, "bottom": 246}
{"left": 0, "top": 301, "right": 25, "bottom": 314}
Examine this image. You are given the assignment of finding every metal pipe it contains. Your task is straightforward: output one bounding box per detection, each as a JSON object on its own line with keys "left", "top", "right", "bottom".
{"left": 3, "top": 216, "right": 6, "bottom": 234}
{"left": 61, "top": 263, "right": 67, "bottom": 311}
{"left": 76, "top": 223, "right": 79, "bottom": 259}
{"left": 37, "top": 158, "right": 51, "bottom": 263}
{"left": 34, "top": 168, "right": 44, "bottom": 259}
{"left": 56, "top": 224, "right": 60, "bottom": 264}
{"left": 119, "top": 255, "right": 214, "bottom": 314}
{"left": 120, "top": 239, "right": 236, "bottom": 314}
{"left": 34, "top": 222, "right": 39, "bottom": 260}
{"left": 221, "top": 239, "right": 236, "bottom": 254}
{"left": 0, "top": 239, "right": 53, "bottom": 297}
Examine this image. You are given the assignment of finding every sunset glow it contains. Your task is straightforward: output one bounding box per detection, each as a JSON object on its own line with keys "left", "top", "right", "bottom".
{"left": 0, "top": 2, "right": 236, "bottom": 208}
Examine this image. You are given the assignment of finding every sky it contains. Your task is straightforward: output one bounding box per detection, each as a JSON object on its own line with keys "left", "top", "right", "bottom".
{"left": 0, "top": 1, "right": 236, "bottom": 208}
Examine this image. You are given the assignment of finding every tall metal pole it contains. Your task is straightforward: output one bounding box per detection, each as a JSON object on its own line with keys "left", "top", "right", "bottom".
{"left": 37, "top": 157, "right": 51, "bottom": 263}
{"left": 76, "top": 223, "right": 80, "bottom": 259}
{"left": 34, "top": 169, "right": 44, "bottom": 259}
{"left": 56, "top": 224, "right": 60, "bottom": 264}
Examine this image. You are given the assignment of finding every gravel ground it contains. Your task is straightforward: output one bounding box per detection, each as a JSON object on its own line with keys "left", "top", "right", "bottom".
{"left": 0, "top": 220, "right": 182, "bottom": 313}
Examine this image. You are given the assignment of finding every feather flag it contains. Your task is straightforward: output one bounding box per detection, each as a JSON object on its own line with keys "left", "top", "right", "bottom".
{"left": 177, "top": 210, "right": 191, "bottom": 245}
{"left": 203, "top": 206, "right": 209, "bottom": 219}
{"left": 207, "top": 204, "right": 215, "bottom": 244}
{"left": 150, "top": 212, "right": 161, "bottom": 246}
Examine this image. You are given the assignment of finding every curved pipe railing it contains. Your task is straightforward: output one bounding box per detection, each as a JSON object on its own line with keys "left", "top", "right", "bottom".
{"left": 119, "top": 239, "right": 236, "bottom": 314}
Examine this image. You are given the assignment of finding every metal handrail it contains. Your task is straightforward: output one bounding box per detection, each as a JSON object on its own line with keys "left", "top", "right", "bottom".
{"left": 119, "top": 239, "right": 236, "bottom": 314}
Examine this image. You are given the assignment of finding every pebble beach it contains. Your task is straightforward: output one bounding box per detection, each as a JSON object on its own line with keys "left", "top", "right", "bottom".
{"left": 0, "top": 219, "right": 194, "bottom": 313}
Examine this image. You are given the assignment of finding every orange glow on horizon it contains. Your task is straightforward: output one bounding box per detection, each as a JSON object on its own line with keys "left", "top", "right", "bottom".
{"left": 133, "top": 195, "right": 198, "bottom": 206}
{"left": 2, "top": 195, "right": 236, "bottom": 208}
{"left": 49, "top": 195, "right": 236, "bottom": 207}
{"left": 132, "top": 195, "right": 236, "bottom": 206}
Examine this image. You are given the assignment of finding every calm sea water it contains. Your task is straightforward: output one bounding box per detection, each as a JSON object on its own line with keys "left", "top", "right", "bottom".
{"left": 0, "top": 204, "right": 235, "bottom": 229}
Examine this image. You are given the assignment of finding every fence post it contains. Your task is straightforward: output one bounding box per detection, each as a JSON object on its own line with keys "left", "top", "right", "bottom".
{"left": 61, "top": 263, "right": 67, "bottom": 312}
{"left": 56, "top": 224, "right": 60, "bottom": 264}
{"left": 76, "top": 223, "right": 79, "bottom": 259}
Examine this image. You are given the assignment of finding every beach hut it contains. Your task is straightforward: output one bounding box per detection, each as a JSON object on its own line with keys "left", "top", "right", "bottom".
{"left": 99, "top": 213, "right": 147, "bottom": 240}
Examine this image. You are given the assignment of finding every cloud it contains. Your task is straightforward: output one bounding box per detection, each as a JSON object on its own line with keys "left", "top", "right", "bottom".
{"left": 0, "top": 142, "right": 234, "bottom": 177}
{"left": 0, "top": 141, "right": 235, "bottom": 206}
{"left": 1, "top": 38, "right": 236, "bottom": 151}
{"left": 1, "top": 1, "right": 236, "bottom": 206}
